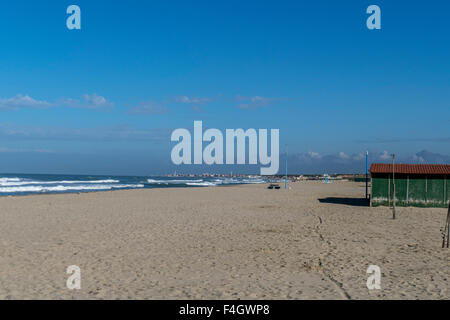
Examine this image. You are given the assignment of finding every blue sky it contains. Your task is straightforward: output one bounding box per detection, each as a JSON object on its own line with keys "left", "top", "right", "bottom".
{"left": 0, "top": 0, "right": 449, "bottom": 175}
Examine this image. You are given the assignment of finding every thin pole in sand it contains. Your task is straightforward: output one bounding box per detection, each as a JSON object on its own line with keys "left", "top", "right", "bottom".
{"left": 447, "top": 205, "right": 450, "bottom": 248}
{"left": 365, "top": 151, "right": 369, "bottom": 199}
{"left": 392, "top": 154, "right": 396, "bottom": 220}
{"left": 443, "top": 202, "right": 450, "bottom": 248}
{"left": 285, "top": 145, "right": 288, "bottom": 190}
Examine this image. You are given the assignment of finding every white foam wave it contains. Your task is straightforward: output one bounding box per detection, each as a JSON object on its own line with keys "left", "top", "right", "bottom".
{"left": 186, "top": 182, "right": 217, "bottom": 186}
{"left": 0, "top": 178, "right": 22, "bottom": 184}
{"left": 147, "top": 179, "right": 204, "bottom": 184}
{"left": 0, "top": 179, "right": 120, "bottom": 186}
{"left": 0, "top": 184, "right": 144, "bottom": 193}
{"left": 147, "top": 177, "right": 266, "bottom": 187}
{"left": 240, "top": 178, "right": 266, "bottom": 184}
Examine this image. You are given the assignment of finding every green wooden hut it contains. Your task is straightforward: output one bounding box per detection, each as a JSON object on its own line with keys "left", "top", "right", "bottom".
{"left": 370, "top": 164, "right": 450, "bottom": 208}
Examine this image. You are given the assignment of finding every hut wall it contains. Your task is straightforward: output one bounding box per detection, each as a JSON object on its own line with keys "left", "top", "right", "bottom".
{"left": 371, "top": 174, "right": 449, "bottom": 207}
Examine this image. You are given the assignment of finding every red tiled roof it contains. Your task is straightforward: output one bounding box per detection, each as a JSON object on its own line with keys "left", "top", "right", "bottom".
{"left": 370, "top": 163, "right": 450, "bottom": 175}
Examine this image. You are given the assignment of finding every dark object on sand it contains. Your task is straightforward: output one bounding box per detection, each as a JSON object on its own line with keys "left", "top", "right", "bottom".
{"left": 442, "top": 202, "right": 450, "bottom": 248}
{"left": 267, "top": 184, "right": 281, "bottom": 190}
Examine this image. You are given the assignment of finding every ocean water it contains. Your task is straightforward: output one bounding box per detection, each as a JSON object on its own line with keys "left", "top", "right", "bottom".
{"left": 0, "top": 174, "right": 267, "bottom": 196}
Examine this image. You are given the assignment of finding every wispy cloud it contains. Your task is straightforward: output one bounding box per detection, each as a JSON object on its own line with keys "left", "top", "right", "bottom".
{"left": 128, "top": 101, "right": 168, "bottom": 115}
{"left": 307, "top": 151, "right": 321, "bottom": 159}
{"left": 62, "top": 93, "right": 114, "bottom": 109}
{"left": 338, "top": 151, "right": 350, "bottom": 159}
{"left": 379, "top": 150, "right": 391, "bottom": 160}
{"left": 174, "top": 95, "right": 211, "bottom": 104}
{"left": 0, "top": 93, "right": 114, "bottom": 111}
{"left": 409, "top": 150, "right": 450, "bottom": 164}
{"left": 0, "top": 94, "right": 52, "bottom": 110}
{"left": 235, "top": 96, "right": 284, "bottom": 110}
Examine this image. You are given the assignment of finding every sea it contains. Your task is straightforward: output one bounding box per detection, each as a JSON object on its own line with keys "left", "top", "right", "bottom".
{"left": 0, "top": 174, "right": 268, "bottom": 196}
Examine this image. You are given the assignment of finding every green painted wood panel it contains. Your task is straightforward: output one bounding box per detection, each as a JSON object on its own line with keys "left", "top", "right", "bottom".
{"left": 372, "top": 175, "right": 449, "bottom": 207}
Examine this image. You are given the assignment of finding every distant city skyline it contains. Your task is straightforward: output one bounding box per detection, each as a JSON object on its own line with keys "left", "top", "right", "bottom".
{"left": 0, "top": 1, "right": 449, "bottom": 175}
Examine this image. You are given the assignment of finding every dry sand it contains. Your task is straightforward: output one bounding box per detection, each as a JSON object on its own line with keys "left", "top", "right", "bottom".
{"left": 0, "top": 181, "right": 447, "bottom": 299}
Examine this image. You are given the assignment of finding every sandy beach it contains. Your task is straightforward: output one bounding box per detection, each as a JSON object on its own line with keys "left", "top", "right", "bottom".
{"left": 0, "top": 181, "right": 447, "bottom": 300}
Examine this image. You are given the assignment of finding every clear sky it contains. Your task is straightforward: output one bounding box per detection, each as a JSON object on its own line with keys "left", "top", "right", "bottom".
{"left": 0, "top": 0, "right": 449, "bottom": 175}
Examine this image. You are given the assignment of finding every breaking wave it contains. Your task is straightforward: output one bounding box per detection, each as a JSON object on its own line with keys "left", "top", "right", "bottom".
{"left": 147, "top": 177, "right": 266, "bottom": 187}
{"left": 0, "top": 179, "right": 120, "bottom": 186}
{"left": 0, "top": 175, "right": 145, "bottom": 195}
{"left": 0, "top": 174, "right": 267, "bottom": 195}
{"left": 0, "top": 184, "right": 144, "bottom": 194}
